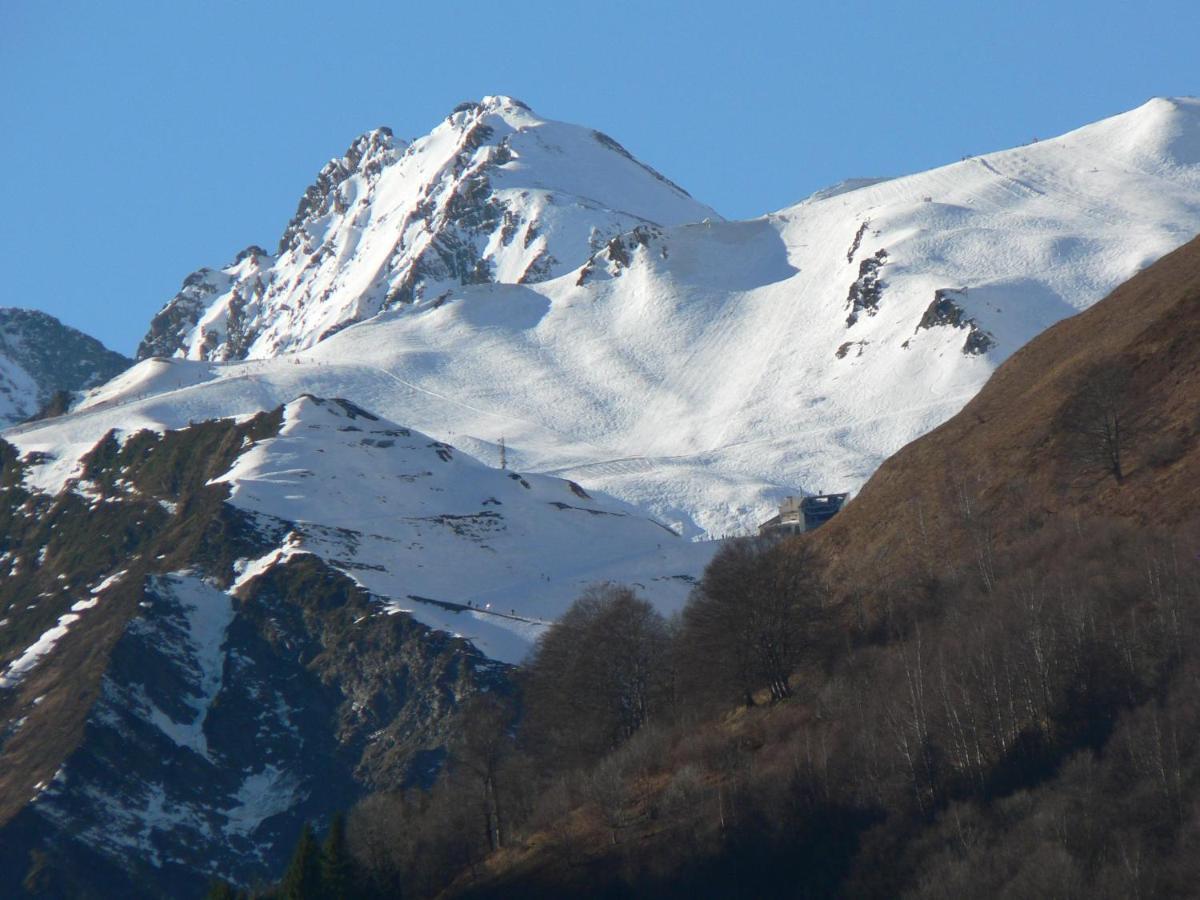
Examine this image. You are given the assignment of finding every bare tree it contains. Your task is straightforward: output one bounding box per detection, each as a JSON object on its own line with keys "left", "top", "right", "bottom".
{"left": 678, "top": 535, "right": 825, "bottom": 707}
{"left": 1059, "top": 361, "right": 1138, "bottom": 483}
{"left": 523, "top": 584, "right": 673, "bottom": 766}
{"left": 587, "top": 754, "right": 633, "bottom": 846}
{"left": 450, "top": 694, "right": 517, "bottom": 852}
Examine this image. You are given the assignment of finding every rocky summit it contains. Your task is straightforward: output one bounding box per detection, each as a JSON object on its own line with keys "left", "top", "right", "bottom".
{"left": 137, "top": 96, "right": 716, "bottom": 362}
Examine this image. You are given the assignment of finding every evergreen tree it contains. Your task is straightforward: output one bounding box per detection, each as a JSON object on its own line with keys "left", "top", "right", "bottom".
{"left": 279, "top": 822, "right": 324, "bottom": 900}
{"left": 321, "top": 812, "right": 357, "bottom": 899}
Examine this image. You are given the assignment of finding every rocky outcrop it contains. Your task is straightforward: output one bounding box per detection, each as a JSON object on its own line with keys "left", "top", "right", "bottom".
{"left": 278, "top": 128, "right": 402, "bottom": 255}
{"left": 845, "top": 249, "right": 888, "bottom": 326}
{"left": 136, "top": 248, "right": 272, "bottom": 362}
{"left": 915, "top": 289, "right": 997, "bottom": 355}
{"left": 575, "top": 225, "right": 663, "bottom": 285}
{"left": 846, "top": 220, "right": 869, "bottom": 264}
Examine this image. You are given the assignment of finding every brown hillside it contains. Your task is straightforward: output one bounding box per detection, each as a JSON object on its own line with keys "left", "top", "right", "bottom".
{"left": 814, "top": 231, "right": 1200, "bottom": 585}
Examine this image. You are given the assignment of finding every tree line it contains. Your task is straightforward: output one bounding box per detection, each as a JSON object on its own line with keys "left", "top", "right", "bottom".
{"left": 225, "top": 509, "right": 1200, "bottom": 898}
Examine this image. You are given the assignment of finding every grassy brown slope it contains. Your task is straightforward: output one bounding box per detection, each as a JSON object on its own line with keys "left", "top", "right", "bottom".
{"left": 814, "top": 232, "right": 1200, "bottom": 588}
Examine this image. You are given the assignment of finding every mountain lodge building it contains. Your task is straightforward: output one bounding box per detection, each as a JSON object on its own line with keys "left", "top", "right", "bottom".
{"left": 758, "top": 493, "right": 849, "bottom": 536}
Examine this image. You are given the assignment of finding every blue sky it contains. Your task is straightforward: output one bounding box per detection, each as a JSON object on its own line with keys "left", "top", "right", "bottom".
{"left": 2, "top": 0, "right": 1196, "bottom": 355}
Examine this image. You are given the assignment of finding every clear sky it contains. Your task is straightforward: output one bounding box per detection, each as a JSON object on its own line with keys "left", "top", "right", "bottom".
{"left": 2, "top": 0, "right": 1196, "bottom": 355}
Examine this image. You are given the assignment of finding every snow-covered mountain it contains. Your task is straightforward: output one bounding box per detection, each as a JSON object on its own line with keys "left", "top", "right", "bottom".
{"left": 0, "top": 309, "right": 130, "bottom": 426}
{"left": 21, "top": 96, "right": 1200, "bottom": 539}
{"left": 138, "top": 96, "right": 716, "bottom": 361}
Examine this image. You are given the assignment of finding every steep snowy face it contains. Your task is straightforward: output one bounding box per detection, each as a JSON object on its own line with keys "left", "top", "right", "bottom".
{"left": 140, "top": 96, "right": 716, "bottom": 361}
{"left": 0, "top": 309, "right": 130, "bottom": 426}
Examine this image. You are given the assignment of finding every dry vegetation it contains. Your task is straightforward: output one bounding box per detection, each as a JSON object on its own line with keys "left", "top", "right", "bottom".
{"left": 814, "top": 233, "right": 1200, "bottom": 591}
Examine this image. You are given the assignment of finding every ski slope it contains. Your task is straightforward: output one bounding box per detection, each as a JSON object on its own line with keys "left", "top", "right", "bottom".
{"left": 9, "top": 97, "right": 1200, "bottom": 540}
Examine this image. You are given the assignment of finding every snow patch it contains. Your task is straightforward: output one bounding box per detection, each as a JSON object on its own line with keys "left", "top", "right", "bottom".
{"left": 129, "top": 574, "right": 235, "bottom": 758}
{"left": 0, "top": 612, "right": 82, "bottom": 689}
{"left": 223, "top": 765, "right": 305, "bottom": 838}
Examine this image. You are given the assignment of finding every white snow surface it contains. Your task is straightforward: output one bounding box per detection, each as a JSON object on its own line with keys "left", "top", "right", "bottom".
{"left": 8, "top": 97, "right": 1200, "bottom": 544}
{"left": 0, "top": 613, "right": 83, "bottom": 690}
{"left": 215, "top": 396, "right": 711, "bottom": 662}
{"left": 223, "top": 765, "right": 304, "bottom": 839}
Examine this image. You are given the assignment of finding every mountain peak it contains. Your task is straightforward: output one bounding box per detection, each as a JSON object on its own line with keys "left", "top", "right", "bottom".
{"left": 138, "top": 100, "right": 715, "bottom": 361}
{"left": 277, "top": 126, "right": 403, "bottom": 255}
{"left": 479, "top": 94, "right": 531, "bottom": 110}
{"left": 1057, "top": 95, "right": 1200, "bottom": 172}
{"left": 451, "top": 95, "right": 535, "bottom": 119}
{"left": 1138, "top": 95, "right": 1200, "bottom": 117}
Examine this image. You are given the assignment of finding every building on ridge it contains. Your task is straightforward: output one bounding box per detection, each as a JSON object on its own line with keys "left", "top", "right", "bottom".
{"left": 758, "top": 493, "right": 848, "bottom": 536}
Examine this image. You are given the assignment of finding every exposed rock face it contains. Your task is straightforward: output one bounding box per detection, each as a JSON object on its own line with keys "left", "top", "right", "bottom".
{"left": 2, "top": 563, "right": 499, "bottom": 897}
{"left": 575, "top": 224, "right": 663, "bottom": 285}
{"left": 846, "top": 220, "right": 869, "bottom": 264}
{"left": 915, "top": 289, "right": 997, "bottom": 355}
{"left": 136, "top": 248, "right": 273, "bottom": 362}
{"left": 137, "top": 97, "right": 717, "bottom": 361}
{"left": 0, "top": 309, "right": 130, "bottom": 425}
{"left": 845, "top": 249, "right": 888, "bottom": 326}
{"left": 278, "top": 129, "right": 400, "bottom": 255}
